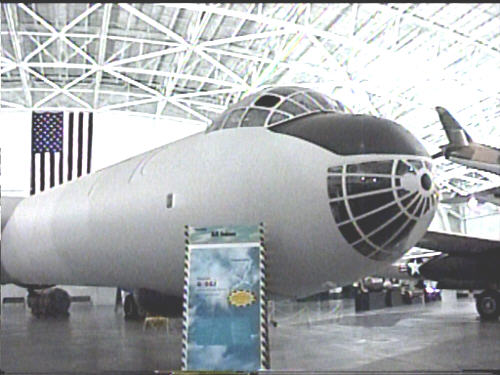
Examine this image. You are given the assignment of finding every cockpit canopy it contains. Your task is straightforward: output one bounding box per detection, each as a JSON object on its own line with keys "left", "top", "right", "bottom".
{"left": 206, "top": 86, "right": 346, "bottom": 132}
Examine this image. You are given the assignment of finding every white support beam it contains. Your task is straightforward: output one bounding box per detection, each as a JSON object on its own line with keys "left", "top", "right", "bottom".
{"left": 306, "top": 34, "right": 382, "bottom": 116}
{"left": 118, "top": 3, "right": 189, "bottom": 46}
{"left": 19, "top": 3, "right": 101, "bottom": 63}
{"left": 94, "top": 3, "right": 113, "bottom": 109}
{"left": 199, "top": 29, "right": 295, "bottom": 48}
{"left": 107, "top": 44, "right": 187, "bottom": 67}
{"left": 27, "top": 34, "right": 58, "bottom": 63}
{"left": 382, "top": 4, "right": 500, "bottom": 56}
{"left": 98, "top": 96, "right": 162, "bottom": 111}
{"left": 168, "top": 99, "right": 211, "bottom": 123}
{"left": 105, "top": 42, "right": 133, "bottom": 64}
{"left": 4, "top": 4, "right": 32, "bottom": 107}
{"left": 111, "top": 66, "right": 244, "bottom": 88}
{"left": 2, "top": 31, "right": 182, "bottom": 48}
{"left": 162, "top": 3, "right": 394, "bottom": 57}
{"left": 194, "top": 48, "right": 251, "bottom": 89}
{"left": 171, "top": 87, "right": 244, "bottom": 100}
{"left": 0, "top": 100, "right": 25, "bottom": 109}
{"left": 63, "top": 36, "right": 98, "bottom": 64}
{"left": 25, "top": 62, "right": 93, "bottom": 69}
{"left": 104, "top": 69, "right": 164, "bottom": 98}
{"left": 0, "top": 66, "right": 17, "bottom": 75}
{"left": 177, "top": 99, "right": 226, "bottom": 113}
{"left": 29, "top": 67, "right": 95, "bottom": 109}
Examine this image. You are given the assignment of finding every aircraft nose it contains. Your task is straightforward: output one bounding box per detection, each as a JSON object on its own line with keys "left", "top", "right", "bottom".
{"left": 327, "top": 158, "right": 438, "bottom": 261}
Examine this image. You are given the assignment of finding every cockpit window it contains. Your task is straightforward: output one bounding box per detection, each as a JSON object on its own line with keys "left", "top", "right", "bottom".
{"left": 254, "top": 95, "right": 281, "bottom": 107}
{"left": 206, "top": 86, "right": 346, "bottom": 132}
{"left": 241, "top": 108, "right": 269, "bottom": 127}
{"left": 223, "top": 108, "right": 246, "bottom": 129}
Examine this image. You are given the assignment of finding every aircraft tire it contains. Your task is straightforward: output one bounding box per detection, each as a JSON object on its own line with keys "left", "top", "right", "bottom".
{"left": 476, "top": 290, "right": 500, "bottom": 320}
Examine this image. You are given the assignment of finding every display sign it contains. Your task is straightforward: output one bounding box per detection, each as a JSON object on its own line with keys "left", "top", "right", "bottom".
{"left": 182, "top": 224, "right": 269, "bottom": 371}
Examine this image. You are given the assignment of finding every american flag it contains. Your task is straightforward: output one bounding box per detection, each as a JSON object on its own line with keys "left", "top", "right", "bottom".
{"left": 30, "top": 111, "right": 94, "bottom": 195}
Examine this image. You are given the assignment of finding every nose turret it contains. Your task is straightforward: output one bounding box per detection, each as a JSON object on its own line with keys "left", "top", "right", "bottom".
{"left": 327, "top": 158, "right": 438, "bottom": 261}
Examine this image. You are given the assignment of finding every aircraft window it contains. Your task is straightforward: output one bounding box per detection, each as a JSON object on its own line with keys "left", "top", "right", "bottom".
{"left": 207, "top": 86, "right": 347, "bottom": 132}
{"left": 327, "top": 176, "right": 343, "bottom": 199}
{"left": 339, "top": 222, "right": 362, "bottom": 243}
{"left": 241, "top": 108, "right": 270, "bottom": 127}
{"left": 369, "top": 214, "right": 407, "bottom": 247}
{"left": 353, "top": 241, "right": 376, "bottom": 257}
{"left": 307, "top": 91, "right": 334, "bottom": 110}
{"left": 330, "top": 201, "right": 349, "bottom": 222}
{"left": 384, "top": 219, "right": 416, "bottom": 251}
{"left": 254, "top": 95, "right": 281, "bottom": 108}
{"left": 270, "top": 112, "right": 429, "bottom": 156}
{"left": 423, "top": 197, "right": 430, "bottom": 214}
{"left": 269, "top": 112, "right": 290, "bottom": 126}
{"left": 332, "top": 99, "right": 346, "bottom": 112}
{"left": 346, "top": 176, "right": 392, "bottom": 195}
{"left": 223, "top": 108, "right": 246, "bottom": 128}
{"left": 396, "top": 188, "right": 410, "bottom": 197}
{"left": 289, "top": 92, "right": 322, "bottom": 111}
{"left": 408, "top": 198, "right": 422, "bottom": 215}
{"left": 346, "top": 161, "right": 393, "bottom": 175}
{"left": 408, "top": 160, "right": 423, "bottom": 170}
{"left": 348, "top": 192, "right": 395, "bottom": 217}
{"left": 396, "top": 160, "right": 418, "bottom": 175}
{"left": 357, "top": 204, "right": 400, "bottom": 235}
{"left": 277, "top": 100, "right": 306, "bottom": 116}
{"left": 401, "top": 192, "right": 418, "bottom": 207}
{"left": 414, "top": 200, "right": 425, "bottom": 217}
{"left": 328, "top": 166, "right": 343, "bottom": 174}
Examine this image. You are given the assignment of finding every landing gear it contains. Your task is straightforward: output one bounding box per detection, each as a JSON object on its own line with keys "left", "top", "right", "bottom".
{"left": 475, "top": 290, "right": 500, "bottom": 320}
{"left": 124, "top": 293, "right": 145, "bottom": 320}
{"left": 27, "top": 287, "right": 71, "bottom": 317}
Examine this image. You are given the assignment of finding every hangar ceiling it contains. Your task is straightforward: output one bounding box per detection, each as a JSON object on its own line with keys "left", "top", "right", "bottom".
{"left": 1, "top": 3, "right": 500, "bottom": 198}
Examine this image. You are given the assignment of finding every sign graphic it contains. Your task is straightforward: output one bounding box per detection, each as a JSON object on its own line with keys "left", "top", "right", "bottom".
{"left": 182, "top": 225, "right": 269, "bottom": 371}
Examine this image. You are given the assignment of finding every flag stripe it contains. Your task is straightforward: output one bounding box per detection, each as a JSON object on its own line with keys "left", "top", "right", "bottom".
{"left": 87, "top": 112, "right": 93, "bottom": 174}
{"left": 49, "top": 152, "right": 55, "bottom": 188}
{"left": 40, "top": 152, "right": 45, "bottom": 192}
{"left": 30, "top": 152, "right": 36, "bottom": 195}
{"left": 59, "top": 147, "right": 64, "bottom": 185}
{"left": 68, "top": 112, "right": 74, "bottom": 181}
{"left": 81, "top": 113, "right": 88, "bottom": 176}
{"left": 77, "top": 112, "right": 84, "bottom": 178}
{"left": 34, "top": 153, "right": 41, "bottom": 194}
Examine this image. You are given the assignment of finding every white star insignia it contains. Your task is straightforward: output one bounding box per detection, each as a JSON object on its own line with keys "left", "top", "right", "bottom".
{"left": 407, "top": 258, "right": 422, "bottom": 277}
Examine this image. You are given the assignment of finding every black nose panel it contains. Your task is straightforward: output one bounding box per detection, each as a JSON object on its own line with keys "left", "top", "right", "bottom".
{"left": 270, "top": 112, "right": 429, "bottom": 157}
{"left": 327, "top": 159, "right": 437, "bottom": 261}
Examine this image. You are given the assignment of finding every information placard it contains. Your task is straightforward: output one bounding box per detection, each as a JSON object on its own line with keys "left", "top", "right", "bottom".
{"left": 182, "top": 224, "right": 269, "bottom": 371}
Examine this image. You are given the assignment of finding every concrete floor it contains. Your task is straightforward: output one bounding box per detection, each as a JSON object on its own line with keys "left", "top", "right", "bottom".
{"left": 1, "top": 293, "right": 499, "bottom": 374}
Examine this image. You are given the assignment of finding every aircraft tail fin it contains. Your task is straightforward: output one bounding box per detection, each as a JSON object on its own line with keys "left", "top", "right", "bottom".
{"left": 435, "top": 106, "right": 473, "bottom": 146}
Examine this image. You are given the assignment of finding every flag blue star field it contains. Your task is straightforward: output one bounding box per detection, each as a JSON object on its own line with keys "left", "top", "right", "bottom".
{"left": 32, "top": 112, "right": 64, "bottom": 153}
{"left": 30, "top": 111, "right": 94, "bottom": 195}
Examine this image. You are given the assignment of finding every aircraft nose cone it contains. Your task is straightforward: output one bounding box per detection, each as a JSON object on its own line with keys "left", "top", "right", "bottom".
{"left": 327, "top": 158, "right": 438, "bottom": 261}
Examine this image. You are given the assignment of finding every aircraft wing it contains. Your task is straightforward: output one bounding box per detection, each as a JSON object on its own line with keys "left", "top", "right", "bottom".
{"left": 417, "top": 230, "right": 500, "bottom": 256}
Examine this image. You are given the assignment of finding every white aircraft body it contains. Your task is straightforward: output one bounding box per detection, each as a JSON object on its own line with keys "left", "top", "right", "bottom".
{"left": 1, "top": 86, "right": 438, "bottom": 311}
